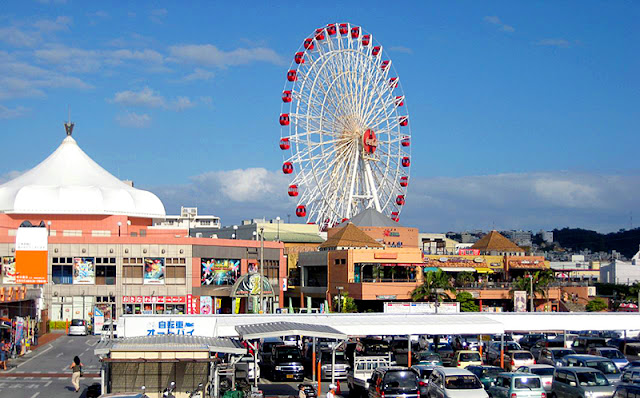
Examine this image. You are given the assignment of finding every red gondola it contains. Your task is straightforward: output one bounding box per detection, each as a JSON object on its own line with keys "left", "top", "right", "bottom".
{"left": 381, "top": 60, "right": 391, "bottom": 70}
{"left": 288, "top": 184, "right": 299, "bottom": 197}
{"left": 282, "top": 90, "right": 292, "bottom": 103}
{"left": 396, "top": 195, "right": 405, "bottom": 206}
{"left": 395, "top": 96, "right": 404, "bottom": 106}
{"left": 341, "top": 218, "right": 348, "bottom": 223}
{"left": 372, "top": 46, "right": 381, "bottom": 56}
{"left": 391, "top": 211, "right": 399, "bottom": 217}
{"left": 303, "top": 38, "right": 314, "bottom": 50}
{"left": 351, "top": 26, "right": 360, "bottom": 39}
{"left": 401, "top": 136, "right": 410, "bottom": 146}
{"left": 402, "top": 157, "right": 410, "bottom": 167}
{"left": 400, "top": 176, "right": 408, "bottom": 187}
{"left": 287, "top": 70, "right": 297, "bottom": 82}
{"left": 392, "top": 215, "right": 399, "bottom": 222}
{"left": 362, "top": 129, "right": 377, "bottom": 154}
{"left": 362, "top": 34, "right": 371, "bottom": 46}
{"left": 315, "top": 28, "right": 325, "bottom": 41}
{"left": 279, "top": 114, "right": 290, "bottom": 126}
{"left": 296, "top": 205, "right": 307, "bottom": 217}
{"left": 327, "top": 24, "right": 337, "bottom": 36}
{"left": 399, "top": 116, "right": 408, "bottom": 126}
{"left": 279, "top": 137, "right": 290, "bottom": 150}
{"left": 389, "top": 77, "right": 398, "bottom": 88}
{"left": 294, "top": 52, "right": 305, "bottom": 64}
{"left": 339, "top": 23, "right": 348, "bottom": 35}
{"left": 282, "top": 162, "right": 294, "bottom": 174}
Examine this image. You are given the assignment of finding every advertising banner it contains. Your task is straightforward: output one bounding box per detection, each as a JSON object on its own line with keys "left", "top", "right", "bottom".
{"left": 122, "top": 296, "right": 186, "bottom": 304}
{"left": 73, "top": 257, "right": 95, "bottom": 284}
{"left": 514, "top": 290, "right": 527, "bottom": 312}
{"left": 201, "top": 258, "right": 240, "bottom": 286}
{"left": 459, "top": 249, "right": 481, "bottom": 256}
{"left": 120, "top": 315, "right": 216, "bottom": 338}
{"left": 93, "top": 307, "right": 104, "bottom": 335}
{"left": 200, "top": 296, "right": 213, "bottom": 315}
{"left": 144, "top": 257, "right": 165, "bottom": 285}
{"left": 15, "top": 227, "right": 48, "bottom": 284}
{"left": 1, "top": 256, "right": 16, "bottom": 284}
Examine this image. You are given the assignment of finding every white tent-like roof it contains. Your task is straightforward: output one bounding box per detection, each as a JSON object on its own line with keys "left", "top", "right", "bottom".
{"left": 0, "top": 132, "right": 165, "bottom": 218}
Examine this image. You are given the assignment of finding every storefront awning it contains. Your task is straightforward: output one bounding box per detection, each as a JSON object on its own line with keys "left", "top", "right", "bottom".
{"left": 423, "top": 267, "right": 439, "bottom": 272}
{"left": 94, "top": 335, "right": 247, "bottom": 356}
{"left": 236, "top": 321, "right": 347, "bottom": 340}
{"left": 439, "top": 267, "right": 476, "bottom": 272}
{"left": 475, "top": 268, "right": 494, "bottom": 274}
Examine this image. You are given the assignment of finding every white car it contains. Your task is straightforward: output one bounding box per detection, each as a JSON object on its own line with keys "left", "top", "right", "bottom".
{"left": 68, "top": 319, "right": 88, "bottom": 336}
{"left": 426, "top": 367, "right": 488, "bottom": 398}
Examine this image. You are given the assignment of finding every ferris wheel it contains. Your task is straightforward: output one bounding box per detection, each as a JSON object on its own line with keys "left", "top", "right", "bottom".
{"left": 279, "top": 23, "right": 411, "bottom": 230}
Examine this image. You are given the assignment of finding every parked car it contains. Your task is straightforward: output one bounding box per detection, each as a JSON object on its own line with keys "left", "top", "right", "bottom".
{"left": 588, "top": 347, "right": 629, "bottom": 370}
{"left": 552, "top": 367, "right": 615, "bottom": 398}
{"left": 466, "top": 366, "right": 505, "bottom": 390}
{"left": 266, "top": 344, "right": 304, "bottom": 381}
{"left": 572, "top": 337, "right": 607, "bottom": 354}
{"left": 519, "top": 334, "right": 546, "bottom": 351}
{"left": 99, "top": 322, "right": 118, "bottom": 340}
{"left": 622, "top": 361, "right": 640, "bottom": 371}
{"left": 486, "top": 341, "right": 522, "bottom": 364}
{"left": 623, "top": 343, "right": 640, "bottom": 362}
{"left": 614, "top": 383, "right": 640, "bottom": 398}
{"left": 620, "top": 367, "right": 640, "bottom": 384}
{"left": 426, "top": 367, "right": 488, "bottom": 398}
{"left": 487, "top": 372, "right": 546, "bottom": 398}
{"left": 562, "top": 354, "right": 621, "bottom": 384}
{"left": 416, "top": 351, "right": 443, "bottom": 366}
{"left": 259, "top": 337, "right": 283, "bottom": 364}
{"left": 453, "top": 350, "right": 483, "bottom": 368}
{"left": 411, "top": 365, "right": 435, "bottom": 398}
{"left": 537, "top": 348, "right": 576, "bottom": 367}
{"left": 515, "top": 364, "right": 555, "bottom": 392}
{"left": 503, "top": 350, "right": 535, "bottom": 371}
{"left": 69, "top": 319, "right": 88, "bottom": 336}
{"left": 367, "top": 366, "right": 419, "bottom": 398}
{"left": 428, "top": 343, "right": 455, "bottom": 366}
{"left": 531, "top": 337, "right": 566, "bottom": 359}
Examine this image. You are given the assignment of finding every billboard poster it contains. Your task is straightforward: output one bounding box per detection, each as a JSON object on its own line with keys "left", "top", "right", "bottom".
{"left": 144, "top": 258, "right": 165, "bottom": 285}
{"left": 200, "top": 296, "right": 213, "bottom": 315}
{"left": 514, "top": 290, "right": 527, "bottom": 312}
{"left": 201, "top": 258, "right": 240, "bottom": 286}
{"left": 73, "top": 257, "right": 95, "bottom": 284}
{"left": 15, "top": 227, "right": 48, "bottom": 284}
{"left": 93, "top": 307, "right": 104, "bottom": 335}
{"left": 2, "top": 256, "right": 16, "bottom": 284}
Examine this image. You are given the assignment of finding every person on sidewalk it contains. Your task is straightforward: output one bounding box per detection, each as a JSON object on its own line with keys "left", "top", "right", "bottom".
{"left": 70, "top": 355, "right": 83, "bottom": 392}
{"left": 298, "top": 384, "right": 307, "bottom": 398}
{"left": 0, "top": 339, "right": 7, "bottom": 370}
{"left": 327, "top": 384, "right": 337, "bottom": 398}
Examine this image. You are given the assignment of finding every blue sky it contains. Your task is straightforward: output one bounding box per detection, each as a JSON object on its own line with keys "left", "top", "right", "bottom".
{"left": 0, "top": 1, "right": 638, "bottom": 232}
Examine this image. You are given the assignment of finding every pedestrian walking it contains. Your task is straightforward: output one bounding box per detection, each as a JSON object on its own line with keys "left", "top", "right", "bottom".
{"left": 0, "top": 339, "right": 7, "bottom": 370}
{"left": 327, "top": 383, "right": 337, "bottom": 398}
{"left": 70, "top": 355, "right": 83, "bottom": 392}
{"left": 298, "top": 384, "right": 307, "bottom": 398}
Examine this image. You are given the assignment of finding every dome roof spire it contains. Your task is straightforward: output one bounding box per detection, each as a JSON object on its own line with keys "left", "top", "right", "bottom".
{"left": 64, "top": 107, "right": 74, "bottom": 136}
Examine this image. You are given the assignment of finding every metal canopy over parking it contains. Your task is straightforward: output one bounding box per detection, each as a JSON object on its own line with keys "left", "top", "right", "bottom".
{"left": 94, "top": 335, "right": 247, "bottom": 357}
{"left": 235, "top": 321, "right": 347, "bottom": 340}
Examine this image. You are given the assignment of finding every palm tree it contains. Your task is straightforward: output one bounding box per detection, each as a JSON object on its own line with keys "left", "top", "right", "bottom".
{"left": 510, "top": 269, "right": 555, "bottom": 311}
{"left": 456, "top": 271, "right": 475, "bottom": 287}
{"left": 411, "top": 269, "right": 456, "bottom": 303}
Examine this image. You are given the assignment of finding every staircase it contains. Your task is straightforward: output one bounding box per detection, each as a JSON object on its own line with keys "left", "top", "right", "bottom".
{"left": 559, "top": 300, "right": 586, "bottom": 312}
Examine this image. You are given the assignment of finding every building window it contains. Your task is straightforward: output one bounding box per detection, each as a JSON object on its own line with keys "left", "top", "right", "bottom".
{"left": 52, "top": 265, "right": 72, "bottom": 284}
{"left": 123, "top": 258, "right": 143, "bottom": 284}
{"left": 166, "top": 258, "right": 186, "bottom": 284}
{"left": 96, "top": 264, "right": 116, "bottom": 285}
{"left": 199, "top": 220, "right": 211, "bottom": 226}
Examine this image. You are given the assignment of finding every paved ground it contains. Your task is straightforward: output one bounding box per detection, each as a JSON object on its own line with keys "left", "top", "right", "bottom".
{"left": 0, "top": 333, "right": 101, "bottom": 398}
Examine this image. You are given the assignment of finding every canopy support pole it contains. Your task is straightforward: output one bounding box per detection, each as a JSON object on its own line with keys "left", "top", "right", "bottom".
{"left": 407, "top": 335, "right": 412, "bottom": 367}
{"left": 312, "top": 337, "right": 316, "bottom": 383}
{"left": 500, "top": 333, "right": 504, "bottom": 369}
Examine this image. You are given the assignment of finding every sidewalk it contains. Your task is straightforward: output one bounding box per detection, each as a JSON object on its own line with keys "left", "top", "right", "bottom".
{"left": 32, "top": 331, "right": 65, "bottom": 350}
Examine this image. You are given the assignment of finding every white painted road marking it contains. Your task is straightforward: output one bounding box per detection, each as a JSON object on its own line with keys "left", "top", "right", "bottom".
{"left": 9, "top": 344, "right": 55, "bottom": 371}
{"left": 30, "top": 392, "right": 40, "bottom": 398}
{"left": 56, "top": 352, "right": 64, "bottom": 358}
{"left": 45, "top": 381, "right": 52, "bottom": 386}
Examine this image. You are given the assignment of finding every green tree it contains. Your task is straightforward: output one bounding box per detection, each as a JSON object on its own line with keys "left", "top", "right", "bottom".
{"left": 511, "top": 269, "right": 554, "bottom": 303}
{"left": 456, "top": 291, "right": 479, "bottom": 312}
{"left": 333, "top": 292, "right": 358, "bottom": 313}
{"left": 411, "top": 269, "right": 456, "bottom": 302}
{"left": 586, "top": 297, "right": 608, "bottom": 312}
{"left": 456, "top": 271, "right": 475, "bottom": 287}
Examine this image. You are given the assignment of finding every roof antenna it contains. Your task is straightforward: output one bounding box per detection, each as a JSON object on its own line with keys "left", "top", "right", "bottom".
{"left": 64, "top": 105, "right": 74, "bottom": 136}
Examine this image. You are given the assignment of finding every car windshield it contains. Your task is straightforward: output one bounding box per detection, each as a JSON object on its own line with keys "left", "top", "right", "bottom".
{"left": 383, "top": 371, "right": 418, "bottom": 389}
{"left": 585, "top": 361, "right": 619, "bottom": 375}
{"left": 483, "top": 368, "right": 503, "bottom": 377}
{"left": 460, "top": 353, "right": 481, "bottom": 361}
{"left": 514, "top": 377, "right": 541, "bottom": 389}
{"left": 513, "top": 352, "right": 533, "bottom": 360}
{"left": 416, "top": 369, "right": 433, "bottom": 379}
{"left": 420, "top": 354, "right": 441, "bottom": 362}
{"left": 321, "top": 351, "right": 347, "bottom": 363}
{"left": 276, "top": 348, "right": 301, "bottom": 360}
{"left": 505, "top": 342, "right": 521, "bottom": 351}
{"left": 445, "top": 375, "right": 482, "bottom": 390}
{"left": 71, "top": 320, "right": 85, "bottom": 326}
{"left": 577, "top": 372, "right": 610, "bottom": 386}
{"left": 554, "top": 350, "right": 574, "bottom": 358}
{"left": 600, "top": 350, "right": 625, "bottom": 359}
{"left": 531, "top": 368, "right": 555, "bottom": 376}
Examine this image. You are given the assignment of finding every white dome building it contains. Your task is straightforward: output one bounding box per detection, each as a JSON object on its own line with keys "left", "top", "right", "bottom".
{"left": 0, "top": 127, "right": 165, "bottom": 218}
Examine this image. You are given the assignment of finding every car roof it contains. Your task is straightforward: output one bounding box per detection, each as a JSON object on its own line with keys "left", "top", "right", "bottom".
{"left": 456, "top": 350, "right": 479, "bottom": 353}
{"left": 557, "top": 366, "right": 604, "bottom": 373}
{"left": 595, "top": 347, "right": 618, "bottom": 351}
{"left": 503, "top": 372, "right": 541, "bottom": 378}
{"left": 435, "top": 367, "right": 473, "bottom": 376}
{"left": 565, "top": 354, "right": 608, "bottom": 360}
{"left": 524, "top": 364, "right": 555, "bottom": 369}
{"left": 378, "top": 366, "right": 413, "bottom": 372}
{"left": 507, "top": 350, "right": 533, "bottom": 354}
{"left": 411, "top": 364, "right": 435, "bottom": 370}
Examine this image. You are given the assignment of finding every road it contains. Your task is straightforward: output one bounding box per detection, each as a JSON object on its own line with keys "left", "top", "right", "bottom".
{"left": 0, "top": 334, "right": 101, "bottom": 398}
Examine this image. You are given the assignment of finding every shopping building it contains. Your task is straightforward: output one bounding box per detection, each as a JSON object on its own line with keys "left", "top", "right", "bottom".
{"left": 0, "top": 126, "right": 285, "bottom": 324}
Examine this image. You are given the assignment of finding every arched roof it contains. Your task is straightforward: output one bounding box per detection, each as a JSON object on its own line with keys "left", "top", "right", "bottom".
{"left": 0, "top": 133, "right": 165, "bottom": 218}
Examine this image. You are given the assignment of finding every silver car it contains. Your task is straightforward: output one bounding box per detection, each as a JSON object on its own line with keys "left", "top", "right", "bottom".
{"left": 426, "top": 367, "right": 488, "bottom": 398}
{"left": 552, "top": 367, "right": 615, "bottom": 398}
{"left": 516, "top": 364, "right": 555, "bottom": 392}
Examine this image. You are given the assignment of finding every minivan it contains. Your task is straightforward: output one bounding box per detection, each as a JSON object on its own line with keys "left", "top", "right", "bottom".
{"left": 563, "top": 354, "right": 621, "bottom": 384}
{"left": 426, "top": 367, "right": 488, "bottom": 398}
{"left": 487, "top": 372, "right": 546, "bottom": 398}
{"left": 572, "top": 337, "right": 607, "bottom": 354}
{"left": 68, "top": 319, "right": 88, "bottom": 336}
{"left": 367, "top": 366, "right": 419, "bottom": 398}
{"left": 552, "top": 367, "right": 615, "bottom": 398}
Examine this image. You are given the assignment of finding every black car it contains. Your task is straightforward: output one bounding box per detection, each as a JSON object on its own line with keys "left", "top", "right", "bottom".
{"left": 519, "top": 333, "right": 546, "bottom": 350}
{"left": 572, "top": 337, "right": 607, "bottom": 354}
{"left": 615, "top": 384, "right": 640, "bottom": 398}
{"left": 367, "top": 366, "right": 419, "bottom": 398}
{"left": 267, "top": 345, "right": 304, "bottom": 381}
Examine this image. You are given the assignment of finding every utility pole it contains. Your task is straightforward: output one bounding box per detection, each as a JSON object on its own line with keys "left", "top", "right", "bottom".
{"left": 529, "top": 274, "right": 534, "bottom": 312}
{"left": 259, "top": 226, "right": 264, "bottom": 313}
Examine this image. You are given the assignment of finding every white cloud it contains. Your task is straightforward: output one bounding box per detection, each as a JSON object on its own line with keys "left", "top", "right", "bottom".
{"left": 535, "top": 38, "right": 571, "bottom": 48}
{"left": 483, "top": 16, "right": 515, "bottom": 33}
{"left": 388, "top": 46, "right": 413, "bottom": 54}
{"left": 116, "top": 111, "right": 151, "bottom": 128}
{"left": 0, "top": 27, "right": 39, "bottom": 47}
{"left": 111, "top": 87, "right": 166, "bottom": 108}
{"left": 150, "top": 8, "right": 168, "bottom": 23}
{"left": 182, "top": 68, "right": 214, "bottom": 82}
{"left": 0, "top": 104, "right": 29, "bottom": 119}
{"left": 172, "top": 96, "right": 194, "bottom": 111}
{"left": 168, "top": 44, "right": 285, "bottom": 68}
{"left": 33, "top": 16, "right": 73, "bottom": 32}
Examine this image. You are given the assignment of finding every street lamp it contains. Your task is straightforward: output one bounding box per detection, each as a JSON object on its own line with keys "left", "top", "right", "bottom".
{"left": 233, "top": 225, "right": 238, "bottom": 239}
{"left": 527, "top": 273, "right": 534, "bottom": 312}
{"left": 259, "top": 227, "right": 265, "bottom": 313}
{"left": 117, "top": 221, "right": 122, "bottom": 237}
{"left": 47, "top": 221, "right": 51, "bottom": 236}
{"left": 276, "top": 216, "right": 280, "bottom": 242}
{"left": 336, "top": 286, "right": 344, "bottom": 313}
